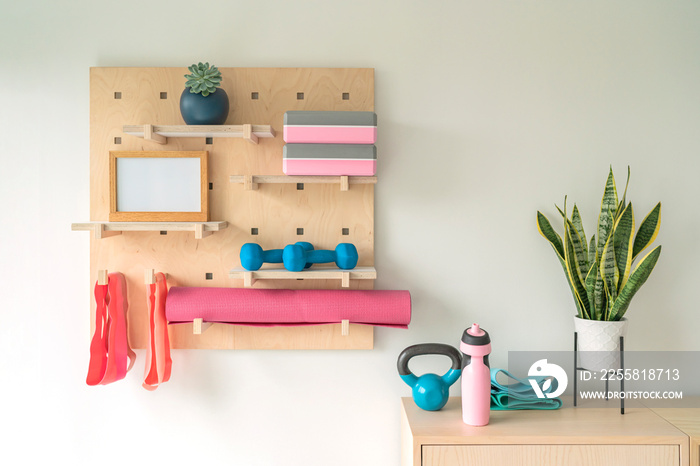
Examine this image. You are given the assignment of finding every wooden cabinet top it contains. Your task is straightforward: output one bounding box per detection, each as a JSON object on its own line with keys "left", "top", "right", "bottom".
{"left": 652, "top": 406, "right": 700, "bottom": 438}
{"left": 401, "top": 397, "right": 688, "bottom": 445}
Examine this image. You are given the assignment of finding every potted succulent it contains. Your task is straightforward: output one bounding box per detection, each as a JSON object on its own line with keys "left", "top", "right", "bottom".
{"left": 536, "top": 167, "right": 662, "bottom": 370}
{"left": 180, "top": 62, "right": 229, "bottom": 125}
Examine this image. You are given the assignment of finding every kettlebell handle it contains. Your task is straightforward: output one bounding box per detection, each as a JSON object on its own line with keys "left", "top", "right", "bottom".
{"left": 397, "top": 343, "right": 462, "bottom": 376}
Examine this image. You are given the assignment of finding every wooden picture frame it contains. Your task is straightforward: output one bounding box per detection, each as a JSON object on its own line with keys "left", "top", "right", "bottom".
{"left": 109, "top": 151, "right": 209, "bottom": 221}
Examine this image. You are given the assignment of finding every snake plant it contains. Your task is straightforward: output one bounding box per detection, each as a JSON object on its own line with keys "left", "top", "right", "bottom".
{"left": 184, "top": 62, "right": 222, "bottom": 97}
{"left": 537, "top": 167, "right": 662, "bottom": 321}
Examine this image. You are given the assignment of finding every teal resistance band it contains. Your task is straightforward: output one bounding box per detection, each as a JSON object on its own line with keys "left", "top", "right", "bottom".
{"left": 490, "top": 368, "right": 563, "bottom": 410}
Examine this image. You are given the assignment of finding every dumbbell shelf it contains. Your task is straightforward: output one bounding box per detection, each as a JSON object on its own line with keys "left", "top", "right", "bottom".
{"left": 229, "top": 266, "right": 377, "bottom": 288}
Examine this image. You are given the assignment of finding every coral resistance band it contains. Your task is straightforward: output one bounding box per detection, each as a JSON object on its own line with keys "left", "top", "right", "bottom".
{"left": 87, "top": 271, "right": 172, "bottom": 390}
{"left": 86, "top": 273, "right": 136, "bottom": 385}
{"left": 142, "top": 272, "right": 172, "bottom": 391}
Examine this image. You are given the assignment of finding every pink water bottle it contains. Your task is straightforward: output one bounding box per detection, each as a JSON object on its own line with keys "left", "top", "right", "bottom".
{"left": 460, "top": 323, "right": 492, "bottom": 426}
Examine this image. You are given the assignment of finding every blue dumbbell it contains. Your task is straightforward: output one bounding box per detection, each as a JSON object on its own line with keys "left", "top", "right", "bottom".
{"left": 293, "top": 242, "right": 316, "bottom": 269}
{"left": 282, "top": 243, "right": 358, "bottom": 272}
{"left": 240, "top": 243, "right": 282, "bottom": 271}
{"left": 240, "top": 242, "right": 314, "bottom": 271}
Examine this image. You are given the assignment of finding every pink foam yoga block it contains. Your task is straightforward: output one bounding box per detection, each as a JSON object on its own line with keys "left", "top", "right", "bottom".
{"left": 165, "top": 288, "right": 411, "bottom": 328}
{"left": 284, "top": 126, "right": 377, "bottom": 144}
{"left": 283, "top": 158, "right": 377, "bottom": 176}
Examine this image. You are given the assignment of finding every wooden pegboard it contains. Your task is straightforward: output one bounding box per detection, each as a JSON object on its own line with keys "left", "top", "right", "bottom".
{"left": 88, "top": 67, "right": 375, "bottom": 349}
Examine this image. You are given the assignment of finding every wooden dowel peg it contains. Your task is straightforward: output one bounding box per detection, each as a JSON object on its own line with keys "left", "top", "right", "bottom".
{"left": 243, "top": 175, "right": 259, "bottom": 191}
{"left": 193, "top": 318, "right": 213, "bottom": 335}
{"left": 340, "top": 175, "right": 349, "bottom": 191}
{"left": 341, "top": 271, "right": 350, "bottom": 288}
{"left": 145, "top": 269, "right": 156, "bottom": 285}
{"left": 143, "top": 124, "right": 166, "bottom": 144}
{"left": 341, "top": 319, "right": 350, "bottom": 336}
{"left": 194, "top": 223, "right": 213, "bottom": 239}
{"left": 243, "top": 271, "right": 257, "bottom": 287}
{"left": 97, "top": 270, "right": 109, "bottom": 285}
{"left": 94, "top": 223, "right": 122, "bottom": 239}
{"left": 242, "top": 124, "right": 259, "bottom": 144}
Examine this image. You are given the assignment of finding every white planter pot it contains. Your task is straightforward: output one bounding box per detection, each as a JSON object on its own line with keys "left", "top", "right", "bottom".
{"left": 573, "top": 316, "right": 628, "bottom": 372}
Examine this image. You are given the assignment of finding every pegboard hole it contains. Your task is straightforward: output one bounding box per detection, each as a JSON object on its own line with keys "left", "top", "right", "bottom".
{"left": 251, "top": 228, "right": 259, "bottom": 235}
{"left": 342, "top": 228, "right": 350, "bottom": 236}
{"left": 160, "top": 231, "right": 167, "bottom": 235}
{"left": 342, "top": 92, "right": 350, "bottom": 100}
{"left": 251, "top": 92, "right": 259, "bottom": 100}
{"left": 205, "top": 273, "right": 213, "bottom": 280}
{"left": 114, "top": 92, "right": 122, "bottom": 99}
{"left": 296, "top": 228, "right": 304, "bottom": 235}
{"left": 296, "top": 183, "right": 304, "bottom": 190}
{"left": 114, "top": 137, "right": 121, "bottom": 145}
{"left": 160, "top": 92, "right": 167, "bottom": 99}
{"left": 297, "top": 92, "right": 304, "bottom": 100}
{"left": 209, "top": 182, "right": 213, "bottom": 190}
{"left": 205, "top": 137, "right": 213, "bottom": 144}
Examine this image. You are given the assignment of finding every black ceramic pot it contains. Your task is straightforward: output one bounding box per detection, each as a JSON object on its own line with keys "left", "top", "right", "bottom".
{"left": 179, "top": 88, "right": 229, "bottom": 125}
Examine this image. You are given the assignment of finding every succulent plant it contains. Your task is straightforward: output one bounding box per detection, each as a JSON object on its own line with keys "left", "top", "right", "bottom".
{"left": 184, "top": 62, "right": 222, "bottom": 97}
{"left": 537, "top": 167, "right": 662, "bottom": 321}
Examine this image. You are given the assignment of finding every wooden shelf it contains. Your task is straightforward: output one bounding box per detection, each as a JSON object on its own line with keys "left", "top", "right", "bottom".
{"left": 123, "top": 124, "right": 275, "bottom": 144}
{"left": 230, "top": 175, "right": 377, "bottom": 191}
{"left": 169, "top": 322, "right": 373, "bottom": 350}
{"left": 189, "top": 317, "right": 355, "bottom": 338}
{"left": 71, "top": 221, "right": 228, "bottom": 239}
{"left": 229, "top": 266, "right": 377, "bottom": 287}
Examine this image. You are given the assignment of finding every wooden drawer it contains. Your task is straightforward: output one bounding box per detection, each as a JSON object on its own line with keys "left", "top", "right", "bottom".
{"left": 422, "top": 445, "right": 679, "bottom": 466}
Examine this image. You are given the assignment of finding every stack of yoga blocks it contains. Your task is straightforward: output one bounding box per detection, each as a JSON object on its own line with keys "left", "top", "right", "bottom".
{"left": 283, "top": 111, "right": 377, "bottom": 176}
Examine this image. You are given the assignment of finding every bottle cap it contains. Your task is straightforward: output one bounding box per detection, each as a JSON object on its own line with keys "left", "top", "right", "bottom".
{"left": 461, "top": 323, "right": 490, "bottom": 346}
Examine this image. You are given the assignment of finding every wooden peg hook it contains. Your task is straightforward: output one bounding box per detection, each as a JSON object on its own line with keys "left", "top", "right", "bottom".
{"left": 193, "top": 318, "right": 213, "bottom": 335}
{"left": 143, "top": 124, "right": 166, "bottom": 144}
{"left": 145, "top": 269, "right": 169, "bottom": 284}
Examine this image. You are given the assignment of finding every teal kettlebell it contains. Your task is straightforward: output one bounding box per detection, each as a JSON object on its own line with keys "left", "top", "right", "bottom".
{"left": 397, "top": 343, "right": 462, "bottom": 411}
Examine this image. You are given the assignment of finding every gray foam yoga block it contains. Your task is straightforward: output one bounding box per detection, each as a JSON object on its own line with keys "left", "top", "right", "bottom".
{"left": 284, "top": 111, "right": 377, "bottom": 126}
{"left": 283, "top": 144, "right": 377, "bottom": 160}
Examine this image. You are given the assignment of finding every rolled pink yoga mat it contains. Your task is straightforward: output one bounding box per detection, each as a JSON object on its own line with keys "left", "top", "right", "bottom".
{"left": 165, "top": 288, "right": 411, "bottom": 328}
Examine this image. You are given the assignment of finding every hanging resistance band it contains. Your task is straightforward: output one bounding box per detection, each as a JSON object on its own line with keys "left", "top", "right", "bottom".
{"left": 86, "top": 272, "right": 135, "bottom": 386}
{"left": 143, "top": 272, "right": 172, "bottom": 391}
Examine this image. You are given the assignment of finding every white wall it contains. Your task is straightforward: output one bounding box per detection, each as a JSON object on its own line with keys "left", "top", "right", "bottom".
{"left": 2, "top": 1, "right": 699, "bottom": 464}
